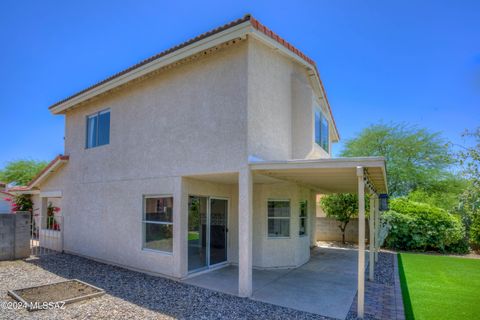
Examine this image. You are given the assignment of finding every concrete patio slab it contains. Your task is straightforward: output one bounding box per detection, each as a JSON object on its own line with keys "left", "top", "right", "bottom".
{"left": 183, "top": 247, "right": 367, "bottom": 319}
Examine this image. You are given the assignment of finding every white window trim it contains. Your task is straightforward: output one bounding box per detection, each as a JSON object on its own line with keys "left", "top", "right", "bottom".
{"left": 142, "top": 195, "right": 174, "bottom": 254}
{"left": 266, "top": 199, "right": 291, "bottom": 239}
{"left": 299, "top": 200, "right": 308, "bottom": 237}
{"left": 85, "top": 108, "right": 110, "bottom": 149}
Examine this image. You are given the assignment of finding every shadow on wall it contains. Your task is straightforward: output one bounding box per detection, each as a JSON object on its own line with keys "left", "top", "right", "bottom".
{"left": 316, "top": 217, "right": 370, "bottom": 243}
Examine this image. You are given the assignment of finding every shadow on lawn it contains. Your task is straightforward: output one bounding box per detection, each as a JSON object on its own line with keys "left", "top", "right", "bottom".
{"left": 397, "top": 254, "right": 414, "bottom": 320}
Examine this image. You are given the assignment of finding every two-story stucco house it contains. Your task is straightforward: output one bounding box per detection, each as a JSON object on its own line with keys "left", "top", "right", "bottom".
{"left": 11, "top": 15, "right": 387, "bottom": 316}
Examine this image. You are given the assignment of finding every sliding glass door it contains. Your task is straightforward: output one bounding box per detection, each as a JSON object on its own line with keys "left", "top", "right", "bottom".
{"left": 188, "top": 196, "right": 208, "bottom": 271}
{"left": 188, "top": 196, "right": 228, "bottom": 272}
{"left": 209, "top": 198, "right": 228, "bottom": 266}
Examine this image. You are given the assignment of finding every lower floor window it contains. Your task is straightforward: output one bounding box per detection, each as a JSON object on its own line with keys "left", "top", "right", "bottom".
{"left": 299, "top": 200, "right": 308, "bottom": 236}
{"left": 143, "top": 196, "right": 173, "bottom": 253}
{"left": 267, "top": 200, "right": 290, "bottom": 237}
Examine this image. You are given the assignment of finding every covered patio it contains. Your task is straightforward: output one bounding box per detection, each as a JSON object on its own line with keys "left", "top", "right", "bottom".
{"left": 182, "top": 156, "right": 387, "bottom": 319}
{"left": 184, "top": 246, "right": 366, "bottom": 319}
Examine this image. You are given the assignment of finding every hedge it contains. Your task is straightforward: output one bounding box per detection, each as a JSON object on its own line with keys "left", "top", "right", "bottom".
{"left": 383, "top": 198, "right": 467, "bottom": 253}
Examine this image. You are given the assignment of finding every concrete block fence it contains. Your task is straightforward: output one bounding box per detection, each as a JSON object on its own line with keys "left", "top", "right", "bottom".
{"left": 0, "top": 212, "right": 30, "bottom": 261}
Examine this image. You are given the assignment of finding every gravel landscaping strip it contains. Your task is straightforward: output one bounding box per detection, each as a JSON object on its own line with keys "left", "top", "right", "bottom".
{"left": 0, "top": 254, "right": 333, "bottom": 320}
{"left": 374, "top": 251, "right": 395, "bottom": 285}
{"left": 346, "top": 252, "right": 400, "bottom": 320}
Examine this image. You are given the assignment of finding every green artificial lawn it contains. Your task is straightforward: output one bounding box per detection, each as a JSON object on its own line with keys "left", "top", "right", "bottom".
{"left": 188, "top": 231, "right": 199, "bottom": 241}
{"left": 398, "top": 253, "right": 480, "bottom": 320}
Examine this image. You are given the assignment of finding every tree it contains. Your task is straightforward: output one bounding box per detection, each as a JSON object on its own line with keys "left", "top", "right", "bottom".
{"left": 340, "top": 123, "right": 453, "bottom": 197}
{"left": 319, "top": 193, "right": 358, "bottom": 244}
{"left": 457, "top": 127, "right": 480, "bottom": 249}
{"left": 407, "top": 177, "right": 467, "bottom": 212}
{"left": 0, "top": 159, "right": 48, "bottom": 186}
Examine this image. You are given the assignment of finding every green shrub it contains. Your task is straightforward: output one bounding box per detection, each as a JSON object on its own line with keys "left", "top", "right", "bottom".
{"left": 471, "top": 215, "right": 480, "bottom": 251}
{"left": 383, "top": 198, "right": 467, "bottom": 253}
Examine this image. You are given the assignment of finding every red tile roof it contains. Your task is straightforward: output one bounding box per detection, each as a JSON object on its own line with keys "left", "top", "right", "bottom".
{"left": 248, "top": 16, "right": 338, "bottom": 138}
{"left": 48, "top": 15, "right": 252, "bottom": 111}
{"left": 48, "top": 14, "right": 338, "bottom": 138}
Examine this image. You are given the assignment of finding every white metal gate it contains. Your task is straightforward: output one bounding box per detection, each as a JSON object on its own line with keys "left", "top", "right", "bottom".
{"left": 30, "top": 212, "right": 63, "bottom": 256}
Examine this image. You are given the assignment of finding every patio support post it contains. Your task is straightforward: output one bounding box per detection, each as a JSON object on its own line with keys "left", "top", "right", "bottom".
{"left": 310, "top": 192, "right": 317, "bottom": 247}
{"left": 238, "top": 167, "right": 253, "bottom": 297}
{"left": 374, "top": 196, "right": 380, "bottom": 262}
{"left": 356, "top": 166, "right": 365, "bottom": 319}
{"left": 369, "top": 195, "right": 376, "bottom": 281}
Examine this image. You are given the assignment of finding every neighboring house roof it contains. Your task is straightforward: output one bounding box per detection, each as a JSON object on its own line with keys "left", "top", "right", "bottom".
{"left": 27, "top": 155, "right": 69, "bottom": 189}
{"left": 8, "top": 155, "right": 69, "bottom": 193}
{"left": 8, "top": 186, "right": 30, "bottom": 192}
{"left": 48, "top": 14, "right": 340, "bottom": 141}
{"left": 0, "top": 191, "right": 13, "bottom": 197}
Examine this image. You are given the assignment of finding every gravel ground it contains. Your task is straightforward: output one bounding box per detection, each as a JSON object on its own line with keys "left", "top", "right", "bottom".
{"left": 374, "top": 252, "right": 394, "bottom": 285}
{"left": 345, "top": 252, "right": 396, "bottom": 320}
{"left": 0, "top": 254, "right": 333, "bottom": 320}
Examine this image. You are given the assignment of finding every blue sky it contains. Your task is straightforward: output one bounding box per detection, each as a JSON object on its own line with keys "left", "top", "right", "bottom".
{"left": 0, "top": 0, "right": 479, "bottom": 167}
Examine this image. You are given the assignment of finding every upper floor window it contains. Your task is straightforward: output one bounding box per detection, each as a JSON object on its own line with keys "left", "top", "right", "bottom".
{"left": 315, "top": 109, "right": 329, "bottom": 152}
{"left": 86, "top": 109, "right": 110, "bottom": 148}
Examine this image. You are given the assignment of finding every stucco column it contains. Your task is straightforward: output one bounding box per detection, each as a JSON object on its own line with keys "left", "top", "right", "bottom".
{"left": 356, "top": 166, "right": 365, "bottom": 319}
{"left": 369, "top": 195, "right": 376, "bottom": 281}
{"left": 238, "top": 167, "right": 253, "bottom": 297}
{"left": 374, "top": 196, "right": 380, "bottom": 262}
{"left": 173, "top": 177, "right": 187, "bottom": 278}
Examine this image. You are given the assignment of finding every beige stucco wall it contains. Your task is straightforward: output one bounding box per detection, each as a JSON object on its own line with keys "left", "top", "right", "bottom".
{"left": 64, "top": 41, "right": 248, "bottom": 182}
{"left": 251, "top": 181, "right": 314, "bottom": 268}
{"left": 246, "top": 38, "right": 331, "bottom": 161}
{"left": 31, "top": 171, "right": 65, "bottom": 229}
{"left": 57, "top": 41, "right": 249, "bottom": 277}
{"left": 37, "top": 36, "right": 333, "bottom": 277}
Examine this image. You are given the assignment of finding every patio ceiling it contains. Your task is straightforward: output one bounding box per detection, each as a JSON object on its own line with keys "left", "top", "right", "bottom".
{"left": 251, "top": 157, "right": 388, "bottom": 194}
{"left": 184, "top": 157, "right": 387, "bottom": 195}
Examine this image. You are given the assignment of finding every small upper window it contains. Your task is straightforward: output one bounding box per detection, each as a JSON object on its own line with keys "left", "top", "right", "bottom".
{"left": 86, "top": 109, "right": 110, "bottom": 148}
{"left": 315, "top": 109, "right": 329, "bottom": 153}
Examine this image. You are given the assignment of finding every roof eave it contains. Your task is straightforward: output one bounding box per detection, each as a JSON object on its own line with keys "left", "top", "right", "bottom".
{"left": 49, "top": 21, "right": 253, "bottom": 115}
{"left": 248, "top": 31, "right": 340, "bottom": 142}
{"left": 48, "top": 15, "right": 340, "bottom": 141}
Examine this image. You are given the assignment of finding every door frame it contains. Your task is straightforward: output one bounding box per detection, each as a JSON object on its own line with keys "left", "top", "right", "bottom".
{"left": 187, "top": 195, "right": 229, "bottom": 273}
